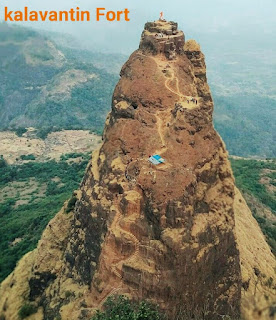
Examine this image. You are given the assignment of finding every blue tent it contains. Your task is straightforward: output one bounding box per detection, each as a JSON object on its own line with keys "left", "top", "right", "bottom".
{"left": 148, "top": 154, "right": 165, "bottom": 165}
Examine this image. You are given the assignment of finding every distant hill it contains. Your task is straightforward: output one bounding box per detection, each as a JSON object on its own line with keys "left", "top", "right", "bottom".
{"left": 214, "top": 95, "right": 276, "bottom": 158}
{"left": 0, "top": 23, "right": 119, "bottom": 134}
{"left": 201, "top": 30, "right": 276, "bottom": 158}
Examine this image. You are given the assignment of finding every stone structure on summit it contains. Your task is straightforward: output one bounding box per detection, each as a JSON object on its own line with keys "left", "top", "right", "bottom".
{"left": 0, "top": 20, "right": 275, "bottom": 320}
{"left": 139, "top": 20, "right": 185, "bottom": 59}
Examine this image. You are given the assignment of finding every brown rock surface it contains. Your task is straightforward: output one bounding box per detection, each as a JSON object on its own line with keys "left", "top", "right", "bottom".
{"left": 0, "top": 20, "right": 275, "bottom": 320}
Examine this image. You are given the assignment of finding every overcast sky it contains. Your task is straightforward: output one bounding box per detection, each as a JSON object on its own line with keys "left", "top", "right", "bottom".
{"left": 0, "top": 0, "right": 275, "bottom": 53}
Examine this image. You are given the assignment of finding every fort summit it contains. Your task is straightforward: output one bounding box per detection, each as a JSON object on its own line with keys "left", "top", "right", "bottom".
{"left": 3, "top": 7, "right": 130, "bottom": 22}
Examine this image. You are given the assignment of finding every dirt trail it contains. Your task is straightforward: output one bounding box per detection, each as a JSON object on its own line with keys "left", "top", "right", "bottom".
{"left": 156, "top": 112, "right": 166, "bottom": 149}
{"left": 165, "top": 72, "right": 179, "bottom": 96}
{"left": 98, "top": 287, "right": 123, "bottom": 308}
{"left": 151, "top": 54, "right": 200, "bottom": 109}
{"left": 154, "top": 111, "right": 172, "bottom": 170}
{"left": 99, "top": 54, "right": 200, "bottom": 304}
{"left": 164, "top": 65, "right": 199, "bottom": 108}
{"left": 98, "top": 198, "right": 140, "bottom": 306}
{"left": 64, "top": 133, "right": 74, "bottom": 152}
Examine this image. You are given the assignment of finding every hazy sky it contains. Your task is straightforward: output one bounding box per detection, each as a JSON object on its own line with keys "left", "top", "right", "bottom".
{"left": 0, "top": 0, "right": 275, "bottom": 53}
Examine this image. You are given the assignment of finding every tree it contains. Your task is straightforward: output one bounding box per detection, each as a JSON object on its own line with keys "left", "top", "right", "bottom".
{"left": 91, "top": 295, "right": 162, "bottom": 320}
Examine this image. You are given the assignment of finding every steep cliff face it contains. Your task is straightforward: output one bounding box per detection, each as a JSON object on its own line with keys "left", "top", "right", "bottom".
{"left": 0, "top": 20, "right": 275, "bottom": 320}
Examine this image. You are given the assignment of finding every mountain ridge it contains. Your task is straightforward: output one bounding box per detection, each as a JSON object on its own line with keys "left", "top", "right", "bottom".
{"left": 0, "top": 20, "right": 275, "bottom": 320}
{"left": 0, "top": 23, "right": 118, "bottom": 134}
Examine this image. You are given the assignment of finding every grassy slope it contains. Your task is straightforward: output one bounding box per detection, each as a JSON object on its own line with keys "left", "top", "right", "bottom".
{"left": 231, "top": 158, "right": 276, "bottom": 254}
{"left": 0, "top": 153, "right": 90, "bottom": 282}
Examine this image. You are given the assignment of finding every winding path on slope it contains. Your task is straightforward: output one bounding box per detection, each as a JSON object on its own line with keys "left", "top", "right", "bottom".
{"left": 98, "top": 197, "right": 140, "bottom": 307}
{"left": 156, "top": 112, "right": 166, "bottom": 149}
{"left": 98, "top": 54, "right": 200, "bottom": 306}
{"left": 164, "top": 64, "right": 199, "bottom": 108}
{"left": 165, "top": 71, "right": 180, "bottom": 97}
{"left": 152, "top": 54, "right": 200, "bottom": 108}
{"left": 154, "top": 111, "right": 170, "bottom": 169}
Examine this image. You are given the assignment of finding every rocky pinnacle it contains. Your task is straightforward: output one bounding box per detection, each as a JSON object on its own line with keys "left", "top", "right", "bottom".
{"left": 0, "top": 20, "right": 275, "bottom": 320}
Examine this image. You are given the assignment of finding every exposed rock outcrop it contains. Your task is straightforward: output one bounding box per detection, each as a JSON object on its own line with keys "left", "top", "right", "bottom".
{"left": 0, "top": 20, "right": 275, "bottom": 320}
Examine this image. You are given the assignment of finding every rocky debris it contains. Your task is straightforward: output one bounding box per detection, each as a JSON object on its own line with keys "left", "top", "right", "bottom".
{"left": 0, "top": 20, "right": 275, "bottom": 320}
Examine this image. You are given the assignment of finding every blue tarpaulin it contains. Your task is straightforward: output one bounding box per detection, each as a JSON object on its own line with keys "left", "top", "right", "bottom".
{"left": 149, "top": 154, "right": 165, "bottom": 165}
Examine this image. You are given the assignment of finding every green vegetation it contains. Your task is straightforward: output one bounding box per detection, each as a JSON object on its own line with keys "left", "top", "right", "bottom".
{"left": 60, "top": 152, "right": 86, "bottom": 161}
{"left": 231, "top": 159, "right": 276, "bottom": 212}
{"left": 20, "top": 154, "right": 36, "bottom": 161}
{"left": 59, "top": 46, "right": 127, "bottom": 75}
{"left": 36, "top": 126, "right": 60, "bottom": 140}
{"left": 214, "top": 95, "right": 276, "bottom": 158}
{"left": 65, "top": 290, "right": 74, "bottom": 299}
{"left": 15, "top": 127, "right": 27, "bottom": 137}
{"left": 90, "top": 295, "right": 242, "bottom": 320}
{"left": 0, "top": 153, "right": 90, "bottom": 282}
{"left": 18, "top": 303, "right": 37, "bottom": 319}
{"left": 30, "top": 47, "right": 53, "bottom": 61}
{"left": 231, "top": 158, "right": 276, "bottom": 254}
{"left": 0, "top": 199, "right": 16, "bottom": 217}
{"left": 91, "top": 295, "right": 162, "bottom": 320}
{"left": 0, "top": 23, "right": 118, "bottom": 135}
{"left": 0, "top": 155, "right": 7, "bottom": 168}
{"left": 0, "top": 22, "right": 37, "bottom": 42}
{"left": 204, "top": 30, "right": 275, "bottom": 158}
{"left": 66, "top": 195, "right": 78, "bottom": 213}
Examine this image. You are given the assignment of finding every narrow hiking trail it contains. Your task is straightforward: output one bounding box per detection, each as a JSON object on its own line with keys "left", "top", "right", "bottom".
{"left": 155, "top": 111, "right": 170, "bottom": 167}
{"left": 98, "top": 54, "right": 200, "bottom": 305}
{"left": 98, "top": 197, "right": 140, "bottom": 306}
{"left": 151, "top": 55, "right": 200, "bottom": 169}
{"left": 151, "top": 54, "right": 200, "bottom": 109}
{"left": 163, "top": 64, "right": 199, "bottom": 108}
{"left": 165, "top": 71, "right": 180, "bottom": 97}
{"left": 156, "top": 112, "right": 166, "bottom": 150}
